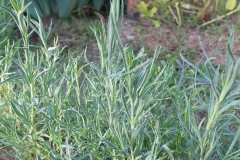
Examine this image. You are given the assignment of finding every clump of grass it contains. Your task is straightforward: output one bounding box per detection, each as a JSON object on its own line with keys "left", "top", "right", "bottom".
{"left": 0, "top": 0, "right": 239, "bottom": 159}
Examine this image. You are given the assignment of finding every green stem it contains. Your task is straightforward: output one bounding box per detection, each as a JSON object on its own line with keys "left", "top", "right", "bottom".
{"left": 201, "top": 5, "right": 240, "bottom": 27}
{"left": 191, "top": 1, "right": 210, "bottom": 25}
{"left": 176, "top": 0, "right": 184, "bottom": 27}
{"left": 168, "top": 6, "right": 180, "bottom": 25}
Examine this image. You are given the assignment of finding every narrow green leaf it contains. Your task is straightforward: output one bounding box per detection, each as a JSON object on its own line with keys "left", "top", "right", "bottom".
{"left": 162, "top": 144, "right": 174, "bottom": 160}
{"left": 46, "top": 19, "right": 52, "bottom": 39}
{"left": 10, "top": 0, "right": 20, "bottom": 12}
{"left": 11, "top": 101, "right": 31, "bottom": 124}
{"left": 0, "top": 74, "right": 25, "bottom": 84}
{"left": 73, "top": 153, "right": 91, "bottom": 160}
{"left": 0, "top": 3, "right": 18, "bottom": 24}
{"left": 180, "top": 53, "right": 210, "bottom": 82}
{"left": 226, "top": 21, "right": 235, "bottom": 76}
{"left": 65, "top": 136, "right": 71, "bottom": 158}
{"left": 18, "top": 2, "right": 31, "bottom": 16}
{"left": 84, "top": 51, "right": 103, "bottom": 76}
{"left": 37, "top": 154, "right": 42, "bottom": 160}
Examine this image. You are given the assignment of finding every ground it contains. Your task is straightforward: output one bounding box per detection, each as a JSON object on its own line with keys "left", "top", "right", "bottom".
{"left": 39, "top": 14, "right": 240, "bottom": 65}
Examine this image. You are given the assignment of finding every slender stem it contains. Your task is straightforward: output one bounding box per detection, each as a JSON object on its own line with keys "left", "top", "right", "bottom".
{"left": 201, "top": 5, "right": 240, "bottom": 27}
{"left": 168, "top": 6, "right": 180, "bottom": 25}
{"left": 177, "top": 0, "right": 184, "bottom": 27}
{"left": 191, "top": 0, "right": 210, "bottom": 25}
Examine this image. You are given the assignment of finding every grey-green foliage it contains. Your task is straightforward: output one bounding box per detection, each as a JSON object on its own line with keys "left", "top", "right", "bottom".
{"left": 0, "top": 0, "right": 240, "bottom": 159}
{"left": 0, "top": 0, "right": 14, "bottom": 52}
{"left": 179, "top": 22, "right": 240, "bottom": 159}
{"left": 0, "top": 0, "right": 176, "bottom": 159}
{"left": 83, "top": 0, "right": 179, "bottom": 158}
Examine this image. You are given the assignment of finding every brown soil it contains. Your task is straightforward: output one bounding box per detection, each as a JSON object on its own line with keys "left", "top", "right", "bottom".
{"left": 121, "top": 19, "right": 240, "bottom": 64}
{"left": 0, "top": 144, "right": 14, "bottom": 160}
{"left": 39, "top": 15, "right": 240, "bottom": 65}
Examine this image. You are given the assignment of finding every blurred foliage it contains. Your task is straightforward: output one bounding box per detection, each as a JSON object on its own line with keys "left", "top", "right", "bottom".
{"left": 0, "top": 0, "right": 14, "bottom": 52}
{"left": 137, "top": 0, "right": 240, "bottom": 27}
{"left": 3, "top": 0, "right": 108, "bottom": 19}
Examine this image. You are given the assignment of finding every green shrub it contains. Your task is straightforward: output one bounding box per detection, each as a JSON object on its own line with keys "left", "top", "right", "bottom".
{"left": 0, "top": 0, "right": 239, "bottom": 159}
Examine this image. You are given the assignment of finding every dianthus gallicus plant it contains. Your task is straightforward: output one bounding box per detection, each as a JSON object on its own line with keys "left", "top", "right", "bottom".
{"left": 0, "top": 0, "right": 239, "bottom": 159}
{"left": 178, "top": 22, "right": 240, "bottom": 159}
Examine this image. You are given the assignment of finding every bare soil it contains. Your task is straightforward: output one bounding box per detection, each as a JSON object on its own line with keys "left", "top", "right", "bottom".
{"left": 120, "top": 18, "right": 240, "bottom": 64}
{"left": 39, "top": 15, "right": 240, "bottom": 65}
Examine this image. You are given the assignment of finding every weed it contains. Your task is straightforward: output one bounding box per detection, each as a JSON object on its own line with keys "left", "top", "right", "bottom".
{"left": 186, "top": 49, "right": 196, "bottom": 59}
{"left": 177, "top": 34, "right": 187, "bottom": 43}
